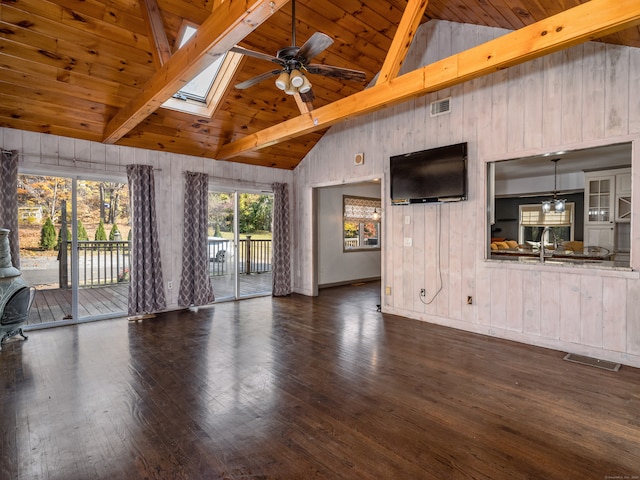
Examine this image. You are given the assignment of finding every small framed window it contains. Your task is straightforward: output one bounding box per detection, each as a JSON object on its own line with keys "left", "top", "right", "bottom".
{"left": 343, "top": 195, "right": 381, "bottom": 251}
{"left": 519, "top": 203, "right": 574, "bottom": 247}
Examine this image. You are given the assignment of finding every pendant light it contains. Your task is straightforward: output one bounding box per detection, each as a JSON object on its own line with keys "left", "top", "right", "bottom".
{"left": 542, "top": 158, "right": 566, "bottom": 213}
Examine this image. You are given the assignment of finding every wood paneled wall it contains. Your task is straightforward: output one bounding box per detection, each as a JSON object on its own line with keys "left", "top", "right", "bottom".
{"left": 293, "top": 20, "right": 640, "bottom": 367}
{"left": 0, "top": 127, "right": 292, "bottom": 309}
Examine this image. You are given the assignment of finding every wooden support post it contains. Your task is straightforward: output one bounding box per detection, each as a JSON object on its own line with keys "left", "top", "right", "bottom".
{"left": 59, "top": 201, "right": 68, "bottom": 290}
{"left": 246, "top": 236, "right": 252, "bottom": 275}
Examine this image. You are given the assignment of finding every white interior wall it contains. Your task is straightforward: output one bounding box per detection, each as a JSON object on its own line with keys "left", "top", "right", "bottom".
{"left": 317, "top": 183, "right": 381, "bottom": 286}
{"left": 1, "top": 127, "right": 292, "bottom": 310}
{"left": 495, "top": 171, "right": 584, "bottom": 196}
{"left": 293, "top": 20, "right": 640, "bottom": 367}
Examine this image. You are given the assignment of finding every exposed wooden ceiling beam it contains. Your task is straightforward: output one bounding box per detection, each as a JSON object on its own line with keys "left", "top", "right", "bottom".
{"left": 103, "top": 0, "right": 289, "bottom": 144}
{"left": 376, "top": 0, "right": 429, "bottom": 84}
{"left": 216, "top": 0, "right": 640, "bottom": 161}
{"left": 294, "top": 93, "right": 314, "bottom": 114}
{"left": 139, "top": 0, "right": 172, "bottom": 69}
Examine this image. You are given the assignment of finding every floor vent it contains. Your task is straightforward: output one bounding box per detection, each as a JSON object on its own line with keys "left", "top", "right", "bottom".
{"left": 430, "top": 97, "right": 451, "bottom": 117}
{"left": 563, "top": 353, "right": 621, "bottom": 372}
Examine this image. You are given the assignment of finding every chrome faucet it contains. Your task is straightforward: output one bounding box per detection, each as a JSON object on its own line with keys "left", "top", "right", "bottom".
{"left": 540, "top": 226, "right": 558, "bottom": 262}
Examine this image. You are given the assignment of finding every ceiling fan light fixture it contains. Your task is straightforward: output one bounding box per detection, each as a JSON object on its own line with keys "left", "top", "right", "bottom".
{"left": 298, "top": 75, "right": 312, "bottom": 93}
{"left": 275, "top": 71, "right": 290, "bottom": 90}
{"left": 284, "top": 83, "right": 298, "bottom": 95}
{"left": 289, "top": 69, "right": 304, "bottom": 87}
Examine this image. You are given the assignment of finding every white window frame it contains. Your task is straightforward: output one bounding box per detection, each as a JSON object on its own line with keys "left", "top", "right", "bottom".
{"left": 343, "top": 195, "right": 381, "bottom": 252}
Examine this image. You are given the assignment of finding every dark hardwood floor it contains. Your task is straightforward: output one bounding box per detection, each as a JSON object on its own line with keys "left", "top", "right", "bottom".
{"left": 2, "top": 281, "right": 639, "bottom": 479}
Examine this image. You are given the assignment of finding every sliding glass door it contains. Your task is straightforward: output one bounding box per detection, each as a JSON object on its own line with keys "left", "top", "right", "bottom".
{"left": 18, "top": 173, "right": 129, "bottom": 327}
{"left": 208, "top": 189, "right": 273, "bottom": 300}
{"left": 75, "top": 179, "right": 130, "bottom": 321}
{"left": 18, "top": 174, "right": 74, "bottom": 325}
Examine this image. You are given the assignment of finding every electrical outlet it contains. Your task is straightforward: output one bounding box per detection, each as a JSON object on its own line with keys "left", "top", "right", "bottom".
{"left": 168, "top": 281, "right": 173, "bottom": 290}
{"left": 420, "top": 288, "right": 426, "bottom": 297}
{"left": 467, "top": 296, "right": 473, "bottom": 305}
{"left": 385, "top": 286, "right": 392, "bottom": 295}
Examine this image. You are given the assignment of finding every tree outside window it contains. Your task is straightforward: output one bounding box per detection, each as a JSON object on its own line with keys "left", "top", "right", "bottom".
{"left": 343, "top": 196, "right": 381, "bottom": 251}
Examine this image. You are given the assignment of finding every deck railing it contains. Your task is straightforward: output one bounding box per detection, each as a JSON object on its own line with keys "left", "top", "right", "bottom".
{"left": 239, "top": 237, "right": 271, "bottom": 274}
{"left": 208, "top": 237, "right": 272, "bottom": 276}
{"left": 60, "top": 237, "right": 272, "bottom": 287}
{"left": 60, "top": 240, "right": 130, "bottom": 288}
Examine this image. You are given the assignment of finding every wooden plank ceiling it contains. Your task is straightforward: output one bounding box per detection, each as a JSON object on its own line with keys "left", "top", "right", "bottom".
{"left": 0, "top": 0, "right": 639, "bottom": 170}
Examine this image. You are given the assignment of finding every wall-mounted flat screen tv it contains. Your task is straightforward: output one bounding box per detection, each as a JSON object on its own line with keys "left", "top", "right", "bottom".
{"left": 390, "top": 142, "right": 467, "bottom": 205}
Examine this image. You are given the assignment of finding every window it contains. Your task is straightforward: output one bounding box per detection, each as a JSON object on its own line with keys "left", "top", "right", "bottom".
{"left": 343, "top": 196, "right": 381, "bottom": 251}
{"left": 519, "top": 203, "right": 574, "bottom": 246}
{"left": 161, "top": 24, "right": 243, "bottom": 117}
{"left": 487, "top": 142, "right": 632, "bottom": 268}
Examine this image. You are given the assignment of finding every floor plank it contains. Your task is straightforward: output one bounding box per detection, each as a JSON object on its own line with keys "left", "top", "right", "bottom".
{"left": 2, "top": 281, "right": 639, "bottom": 479}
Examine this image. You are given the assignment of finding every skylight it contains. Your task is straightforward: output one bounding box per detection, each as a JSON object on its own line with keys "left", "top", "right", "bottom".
{"left": 162, "top": 24, "right": 242, "bottom": 117}
{"left": 173, "top": 26, "right": 221, "bottom": 103}
{"left": 175, "top": 56, "right": 225, "bottom": 103}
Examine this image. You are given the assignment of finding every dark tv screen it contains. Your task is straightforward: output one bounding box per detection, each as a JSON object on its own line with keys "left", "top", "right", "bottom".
{"left": 390, "top": 142, "right": 467, "bottom": 204}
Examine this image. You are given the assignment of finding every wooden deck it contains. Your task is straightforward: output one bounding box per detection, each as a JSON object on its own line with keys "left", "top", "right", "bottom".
{"left": 28, "top": 284, "right": 129, "bottom": 326}
{"left": 26, "top": 273, "right": 273, "bottom": 326}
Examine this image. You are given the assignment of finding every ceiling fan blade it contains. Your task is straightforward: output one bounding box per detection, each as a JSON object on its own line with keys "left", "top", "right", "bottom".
{"left": 299, "top": 89, "right": 315, "bottom": 103}
{"left": 295, "top": 32, "right": 334, "bottom": 63}
{"left": 230, "top": 46, "right": 285, "bottom": 66}
{"left": 235, "top": 70, "right": 282, "bottom": 89}
{"left": 305, "top": 64, "right": 367, "bottom": 82}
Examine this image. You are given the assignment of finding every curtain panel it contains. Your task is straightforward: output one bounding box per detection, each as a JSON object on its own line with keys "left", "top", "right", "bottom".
{"left": 343, "top": 196, "right": 382, "bottom": 223}
{"left": 271, "top": 182, "right": 291, "bottom": 296}
{"left": 0, "top": 149, "right": 20, "bottom": 268}
{"left": 178, "top": 172, "right": 214, "bottom": 306}
{"left": 126, "top": 164, "right": 166, "bottom": 316}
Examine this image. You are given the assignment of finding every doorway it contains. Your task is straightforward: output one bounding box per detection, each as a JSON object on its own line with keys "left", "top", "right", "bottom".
{"left": 208, "top": 188, "right": 273, "bottom": 300}
{"left": 313, "top": 180, "right": 383, "bottom": 295}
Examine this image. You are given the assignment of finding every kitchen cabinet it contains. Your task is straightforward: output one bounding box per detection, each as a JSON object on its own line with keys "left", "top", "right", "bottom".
{"left": 615, "top": 171, "right": 632, "bottom": 222}
{"left": 584, "top": 168, "right": 631, "bottom": 252}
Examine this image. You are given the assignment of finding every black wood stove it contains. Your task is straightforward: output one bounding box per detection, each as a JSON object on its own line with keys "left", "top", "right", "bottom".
{"left": 0, "top": 228, "right": 34, "bottom": 351}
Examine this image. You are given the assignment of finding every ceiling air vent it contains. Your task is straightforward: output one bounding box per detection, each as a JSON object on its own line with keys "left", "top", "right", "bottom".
{"left": 430, "top": 97, "right": 451, "bottom": 117}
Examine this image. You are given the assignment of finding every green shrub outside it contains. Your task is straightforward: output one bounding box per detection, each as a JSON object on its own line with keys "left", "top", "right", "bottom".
{"left": 77, "top": 220, "right": 89, "bottom": 241}
{"left": 95, "top": 220, "right": 107, "bottom": 241}
{"left": 40, "top": 217, "right": 57, "bottom": 250}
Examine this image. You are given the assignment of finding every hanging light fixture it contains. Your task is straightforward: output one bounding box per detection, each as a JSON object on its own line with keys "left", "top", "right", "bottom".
{"left": 298, "top": 74, "right": 312, "bottom": 93}
{"left": 274, "top": 71, "right": 290, "bottom": 90}
{"left": 542, "top": 158, "right": 566, "bottom": 213}
{"left": 275, "top": 67, "right": 312, "bottom": 95}
{"left": 289, "top": 69, "right": 304, "bottom": 88}
{"left": 283, "top": 80, "right": 297, "bottom": 96}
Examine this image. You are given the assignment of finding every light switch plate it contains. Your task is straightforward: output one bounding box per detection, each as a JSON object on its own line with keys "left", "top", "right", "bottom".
{"left": 404, "top": 237, "right": 412, "bottom": 247}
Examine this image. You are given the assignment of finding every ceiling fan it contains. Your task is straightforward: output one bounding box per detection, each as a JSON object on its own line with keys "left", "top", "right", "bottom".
{"left": 231, "top": 0, "right": 367, "bottom": 101}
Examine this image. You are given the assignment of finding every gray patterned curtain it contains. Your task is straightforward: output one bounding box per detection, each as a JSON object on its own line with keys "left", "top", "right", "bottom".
{"left": 126, "top": 164, "right": 166, "bottom": 316}
{"left": 0, "top": 149, "right": 19, "bottom": 268}
{"left": 178, "top": 172, "right": 214, "bottom": 306}
{"left": 271, "top": 182, "right": 291, "bottom": 296}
